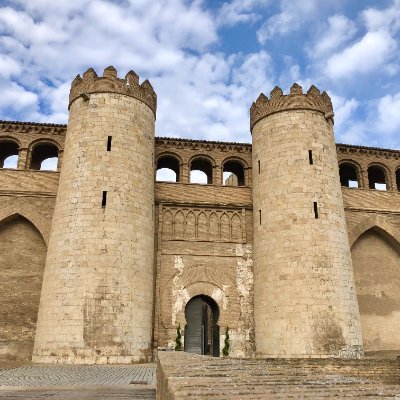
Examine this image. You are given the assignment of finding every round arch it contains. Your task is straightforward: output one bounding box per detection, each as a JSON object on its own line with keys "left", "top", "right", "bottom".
{"left": 27, "top": 139, "right": 61, "bottom": 171}
{"left": 156, "top": 152, "right": 183, "bottom": 182}
{"left": 0, "top": 137, "right": 21, "bottom": 169}
{"left": 366, "top": 162, "right": 391, "bottom": 190}
{"left": 395, "top": 166, "right": 400, "bottom": 192}
{"left": 188, "top": 153, "right": 216, "bottom": 167}
{"left": 338, "top": 159, "right": 362, "bottom": 188}
{"left": 156, "top": 151, "right": 183, "bottom": 165}
{"left": 188, "top": 154, "right": 216, "bottom": 184}
{"left": 0, "top": 136, "right": 22, "bottom": 147}
{"left": 221, "top": 156, "right": 248, "bottom": 186}
{"left": 27, "top": 138, "right": 62, "bottom": 151}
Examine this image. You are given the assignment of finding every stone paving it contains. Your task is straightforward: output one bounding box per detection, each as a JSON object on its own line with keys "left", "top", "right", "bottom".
{"left": 158, "top": 352, "right": 400, "bottom": 399}
{"left": 0, "top": 363, "right": 156, "bottom": 400}
{"left": 0, "top": 364, "right": 156, "bottom": 386}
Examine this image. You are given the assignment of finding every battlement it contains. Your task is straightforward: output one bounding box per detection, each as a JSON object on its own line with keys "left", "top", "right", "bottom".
{"left": 250, "top": 83, "right": 334, "bottom": 131}
{"left": 69, "top": 66, "right": 157, "bottom": 116}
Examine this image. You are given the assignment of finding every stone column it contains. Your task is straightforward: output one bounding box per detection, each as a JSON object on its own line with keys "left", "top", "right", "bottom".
{"left": 251, "top": 83, "right": 363, "bottom": 358}
{"left": 33, "top": 66, "right": 157, "bottom": 364}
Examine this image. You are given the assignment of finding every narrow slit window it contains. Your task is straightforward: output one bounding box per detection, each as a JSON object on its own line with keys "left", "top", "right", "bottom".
{"left": 107, "top": 136, "right": 112, "bottom": 151}
{"left": 259, "top": 209, "right": 262, "bottom": 225}
{"left": 308, "top": 150, "right": 313, "bottom": 165}
{"left": 313, "top": 202, "right": 318, "bottom": 219}
{"left": 102, "top": 191, "right": 107, "bottom": 208}
{"left": 258, "top": 160, "right": 260, "bottom": 174}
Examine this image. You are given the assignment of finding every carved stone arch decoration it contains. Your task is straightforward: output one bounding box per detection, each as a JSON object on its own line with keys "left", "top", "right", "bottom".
{"left": 160, "top": 263, "right": 240, "bottom": 329}
{"left": 185, "top": 211, "right": 196, "bottom": 239}
{"left": 220, "top": 212, "right": 230, "bottom": 240}
{"left": 209, "top": 212, "right": 219, "bottom": 240}
{"left": 0, "top": 207, "right": 49, "bottom": 245}
{"left": 162, "top": 209, "right": 173, "bottom": 238}
{"left": 348, "top": 215, "right": 400, "bottom": 250}
{"left": 174, "top": 210, "right": 185, "bottom": 239}
{"left": 231, "top": 213, "right": 242, "bottom": 241}
{"left": 197, "top": 211, "right": 208, "bottom": 240}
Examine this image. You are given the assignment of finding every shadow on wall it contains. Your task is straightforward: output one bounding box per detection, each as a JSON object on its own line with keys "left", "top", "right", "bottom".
{"left": 351, "top": 227, "right": 400, "bottom": 351}
{"left": 0, "top": 215, "right": 46, "bottom": 362}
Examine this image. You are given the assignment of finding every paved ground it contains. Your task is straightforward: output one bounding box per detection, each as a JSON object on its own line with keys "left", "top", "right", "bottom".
{"left": 158, "top": 352, "right": 400, "bottom": 399}
{"left": 0, "top": 363, "right": 156, "bottom": 400}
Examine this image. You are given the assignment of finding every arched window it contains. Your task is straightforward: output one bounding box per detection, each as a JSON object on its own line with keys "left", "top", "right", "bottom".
{"left": 156, "top": 155, "right": 180, "bottom": 182}
{"left": 223, "top": 160, "right": 245, "bottom": 186}
{"left": 0, "top": 140, "right": 19, "bottom": 169}
{"left": 30, "top": 143, "right": 59, "bottom": 171}
{"left": 190, "top": 157, "right": 213, "bottom": 184}
{"left": 368, "top": 165, "right": 387, "bottom": 190}
{"left": 396, "top": 168, "right": 400, "bottom": 192}
{"left": 339, "top": 162, "right": 359, "bottom": 188}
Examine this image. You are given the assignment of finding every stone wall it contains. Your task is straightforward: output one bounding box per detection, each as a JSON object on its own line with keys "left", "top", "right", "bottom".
{"left": 0, "top": 215, "right": 47, "bottom": 362}
{"left": 153, "top": 204, "right": 254, "bottom": 358}
{"left": 251, "top": 86, "right": 362, "bottom": 358}
{"left": 1, "top": 118, "right": 400, "bottom": 360}
{"left": 32, "top": 67, "right": 157, "bottom": 364}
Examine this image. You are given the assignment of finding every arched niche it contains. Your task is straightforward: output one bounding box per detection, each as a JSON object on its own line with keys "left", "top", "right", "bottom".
{"left": 351, "top": 227, "right": 400, "bottom": 352}
{"left": 0, "top": 214, "right": 47, "bottom": 361}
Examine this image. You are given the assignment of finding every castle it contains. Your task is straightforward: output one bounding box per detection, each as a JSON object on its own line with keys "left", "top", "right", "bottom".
{"left": 1, "top": 66, "right": 400, "bottom": 364}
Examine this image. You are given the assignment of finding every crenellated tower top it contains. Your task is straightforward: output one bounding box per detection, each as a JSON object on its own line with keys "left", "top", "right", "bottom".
{"left": 250, "top": 83, "right": 334, "bottom": 131}
{"left": 69, "top": 66, "right": 157, "bottom": 116}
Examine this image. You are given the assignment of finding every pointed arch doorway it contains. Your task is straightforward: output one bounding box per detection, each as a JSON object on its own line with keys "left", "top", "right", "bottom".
{"left": 184, "top": 295, "right": 220, "bottom": 356}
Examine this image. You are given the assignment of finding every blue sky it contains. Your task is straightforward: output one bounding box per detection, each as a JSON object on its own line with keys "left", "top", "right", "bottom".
{"left": 0, "top": 0, "right": 400, "bottom": 148}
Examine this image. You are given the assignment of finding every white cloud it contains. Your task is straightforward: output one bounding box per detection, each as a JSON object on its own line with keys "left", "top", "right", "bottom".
{"left": 154, "top": 50, "right": 274, "bottom": 142}
{"left": 363, "top": 0, "right": 400, "bottom": 33}
{"left": 313, "top": 15, "right": 357, "bottom": 56}
{"left": 0, "top": 81, "right": 37, "bottom": 111}
{"left": 0, "top": 0, "right": 399, "bottom": 152}
{"left": 376, "top": 93, "right": 400, "bottom": 135}
{"left": 330, "top": 94, "right": 359, "bottom": 142}
{"left": 216, "top": 0, "right": 270, "bottom": 27}
{"left": 0, "top": 54, "right": 21, "bottom": 78}
{"left": 0, "top": 0, "right": 227, "bottom": 133}
{"left": 325, "top": 30, "right": 397, "bottom": 79}
{"left": 257, "top": 0, "right": 321, "bottom": 43}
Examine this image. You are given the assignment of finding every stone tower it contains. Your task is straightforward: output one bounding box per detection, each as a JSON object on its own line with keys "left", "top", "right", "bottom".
{"left": 251, "top": 84, "right": 363, "bottom": 358}
{"left": 33, "top": 66, "right": 156, "bottom": 364}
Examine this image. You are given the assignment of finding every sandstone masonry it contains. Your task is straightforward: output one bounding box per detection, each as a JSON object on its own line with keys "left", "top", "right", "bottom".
{"left": 0, "top": 67, "right": 400, "bottom": 363}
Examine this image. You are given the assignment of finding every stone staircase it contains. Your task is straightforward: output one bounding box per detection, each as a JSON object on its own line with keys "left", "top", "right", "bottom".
{"left": 157, "top": 352, "right": 400, "bottom": 399}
